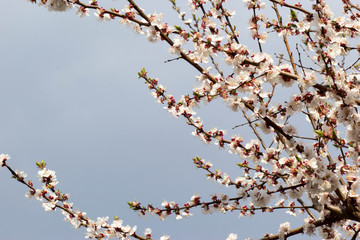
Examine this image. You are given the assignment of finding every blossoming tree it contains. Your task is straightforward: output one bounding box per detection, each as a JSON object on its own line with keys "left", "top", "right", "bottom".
{"left": 2, "top": 0, "right": 360, "bottom": 239}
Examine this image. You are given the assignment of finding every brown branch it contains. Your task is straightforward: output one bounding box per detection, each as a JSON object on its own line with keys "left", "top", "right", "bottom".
{"left": 74, "top": 0, "right": 149, "bottom": 27}
{"left": 297, "top": 198, "right": 316, "bottom": 220}
{"left": 220, "top": 5, "right": 239, "bottom": 44}
{"left": 267, "top": 0, "right": 313, "bottom": 16}
{"left": 242, "top": 109, "right": 267, "bottom": 149}
{"left": 4, "top": 162, "right": 149, "bottom": 240}
{"left": 347, "top": 0, "right": 360, "bottom": 11}
{"left": 272, "top": 2, "right": 298, "bottom": 75}
{"left": 252, "top": 6, "right": 263, "bottom": 52}
{"left": 258, "top": 218, "right": 338, "bottom": 240}
{"left": 127, "top": 0, "right": 217, "bottom": 83}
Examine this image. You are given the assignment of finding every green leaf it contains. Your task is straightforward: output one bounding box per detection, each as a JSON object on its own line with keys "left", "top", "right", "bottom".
{"left": 36, "top": 159, "right": 46, "bottom": 169}
{"left": 138, "top": 68, "right": 147, "bottom": 78}
{"left": 331, "top": 129, "right": 337, "bottom": 139}
{"left": 237, "top": 162, "right": 248, "bottom": 168}
{"left": 290, "top": 9, "right": 297, "bottom": 21}
{"left": 314, "top": 130, "right": 324, "bottom": 137}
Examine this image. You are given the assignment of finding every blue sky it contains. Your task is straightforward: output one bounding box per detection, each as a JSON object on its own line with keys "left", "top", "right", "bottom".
{"left": 0, "top": 1, "right": 313, "bottom": 240}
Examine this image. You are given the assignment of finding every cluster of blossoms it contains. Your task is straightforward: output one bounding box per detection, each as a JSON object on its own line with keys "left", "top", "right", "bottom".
{"left": 4, "top": 0, "right": 360, "bottom": 239}
{"left": 1, "top": 156, "right": 167, "bottom": 240}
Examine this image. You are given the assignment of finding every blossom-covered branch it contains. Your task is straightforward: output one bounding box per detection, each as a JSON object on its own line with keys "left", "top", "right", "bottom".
{"left": 5, "top": 0, "right": 360, "bottom": 239}
{"left": 0, "top": 155, "right": 161, "bottom": 240}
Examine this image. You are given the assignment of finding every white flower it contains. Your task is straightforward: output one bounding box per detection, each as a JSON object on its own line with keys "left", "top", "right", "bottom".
{"left": 306, "top": 158, "right": 318, "bottom": 170}
{"left": 296, "top": 20, "right": 311, "bottom": 32}
{"left": 303, "top": 217, "right": 316, "bottom": 236}
{"left": 94, "top": 8, "right": 111, "bottom": 22}
{"left": 326, "top": 43, "right": 342, "bottom": 59}
{"left": 15, "top": 170, "right": 27, "bottom": 179}
{"left": 38, "top": 168, "right": 55, "bottom": 178}
{"left": 161, "top": 200, "right": 169, "bottom": 207}
{"left": 219, "top": 174, "right": 231, "bottom": 187}
{"left": 283, "top": 125, "right": 297, "bottom": 135}
{"left": 76, "top": 6, "right": 89, "bottom": 17}
{"left": 146, "top": 26, "right": 160, "bottom": 42}
{"left": 299, "top": 70, "right": 317, "bottom": 88}
{"left": 110, "top": 219, "right": 123, "bottom": 228}
{"left": 288, "top": 188, "right": 304, "bottom": 199}
{"left": 46, "top": 0, "right": 73, "bottom": 12}
{"left": 177, "top": 210, "right": 193, "bottom": 219}
{"left": 159, "top": 211, "right": 168, "bottom": 221}
{"left": 25, "top": 189, "right": 42, "bottom": 200}
{"left": 179, "top": 12, "right": 186, "bottom": 19}
{"left": 42, "top": 201, "right": 57, "bottom": 212}
{"left": 184, "top": 19, "right": 193, "bottom": 24}
{"left": 226, "top": 233, "right": 238, "bottom": 240}
{"left": 258, "top": 32, "right": 268, "bottom": 43}
{"left": 249, "top": 189, "right": 271, "bottom": 207}
{"left": 144, "top": 228, "right": 152, "bottom": 237}
{"left": 0, "top": 153, "right": 10, "bottom": 166}
{"left": 278, "top": 222, "right": 290, "bottom": 240}
{"left": 188, "top": 44, "right": 210, "bottom": 63}
{"left": 96, "top": 216, "right": 109, "bottom": 227}
{"left": 253, "top": 52, "right": 266, "bottom": 63}
{"left": 160, "top": 235, "right": 170, "bottom": 240}
{"left": 257, "top": 120, "right": 272, "bottom": 135}
{"left": 266, "top": 66, "right": 281, "bottom": 81}
{"left": 38, "top": 168, "right": 58, "bottom": 187}
{"left": 169, "top": 37, "right": 184, "bottom": 56}
{"left": 148, "top": 13, "right": 164, "bottom": 28}
{"left": 122, "top": 224, "right": 137, "bottom": 235}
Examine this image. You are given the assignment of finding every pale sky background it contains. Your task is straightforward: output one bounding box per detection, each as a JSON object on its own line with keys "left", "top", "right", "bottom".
{"left": 0, "top": 1, "right": 315, "bottom": 240}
